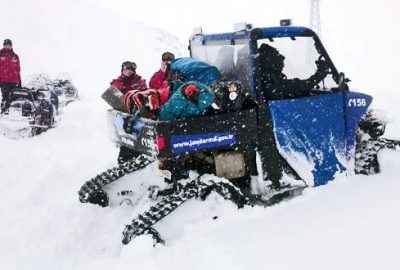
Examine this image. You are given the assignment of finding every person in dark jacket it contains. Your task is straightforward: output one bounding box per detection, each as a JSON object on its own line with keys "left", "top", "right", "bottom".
{"left": 258, "top": 43, "right": 329, "bottom": 100}
{"left": 110, "top": 61, "right": 147, "bottom": 95}
{"left": 0, "top": 39, "right": 21, "bottom": 113}
{"left": 149, "top": 52, "right": 175, "bottom": 89}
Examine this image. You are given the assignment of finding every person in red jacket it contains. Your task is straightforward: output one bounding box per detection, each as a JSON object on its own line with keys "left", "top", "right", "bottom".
{"left": 0, "top": 39, "right": 21, "bottom": 113}
{"left": 110, "top": 61, "right": 147, "bottom": 95}
{"left": 110, "top": 61, "right": 148, "bottom": 164}
{"left": 149, "top": 52, "right": 175, "bottom": 89}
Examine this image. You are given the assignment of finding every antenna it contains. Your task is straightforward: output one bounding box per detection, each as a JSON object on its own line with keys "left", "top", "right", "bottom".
{"left": 308, "top": 0, "right": 321, "bottom": 64}
{"left": 309, "top": 0, "right": 321, "bottom": 37}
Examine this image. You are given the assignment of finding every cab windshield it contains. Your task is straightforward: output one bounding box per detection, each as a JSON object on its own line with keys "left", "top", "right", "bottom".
{"left": 256, "top": 36, "right": 337, "bottom": 90}
{"left": 191, "top": 41, "right": 253, "bottom": 91}
{"left": 191, "top": 35, "right": 338, "bottom": 95}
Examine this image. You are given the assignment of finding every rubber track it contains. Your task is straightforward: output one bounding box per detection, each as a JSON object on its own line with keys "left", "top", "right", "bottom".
{"left": 355, "top": 138, "right": 400, "bottom": 175}
{"left": 78, "top": 154, "right": 153, "bottom": 204}
{"left": 122, "top": 179, "right": 249, "bottom": 245}
{"left": 81, "top": 137, "right": 400, "bottom": 244}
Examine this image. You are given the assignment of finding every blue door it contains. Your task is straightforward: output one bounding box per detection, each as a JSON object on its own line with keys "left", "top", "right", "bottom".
{"left": 268, "top": 92, "right": 372, "bottom": 186}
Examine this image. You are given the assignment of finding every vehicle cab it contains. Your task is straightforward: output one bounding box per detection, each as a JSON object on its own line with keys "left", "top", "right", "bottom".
{"left": 189, "top": 24, "right": 345, "bottom": 99}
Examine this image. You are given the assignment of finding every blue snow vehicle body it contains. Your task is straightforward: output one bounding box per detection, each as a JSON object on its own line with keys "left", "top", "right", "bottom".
{"left": 107, "top": 26, "right": 372, "bottom": 187}
{"left": 269, "top": 91, "right": 371, "bottom": 185}
{"left": 187, "top": 26, "right": 371, "bottom": 186}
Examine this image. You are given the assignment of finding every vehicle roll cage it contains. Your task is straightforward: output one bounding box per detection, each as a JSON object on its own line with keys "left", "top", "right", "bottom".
{"left": 189, "top": 26, "right": 341, "bottom": 91}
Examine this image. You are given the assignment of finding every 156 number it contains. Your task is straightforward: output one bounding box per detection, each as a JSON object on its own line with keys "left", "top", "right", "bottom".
{"left": 348, "top": 98, "right": 367, "bottom": 107}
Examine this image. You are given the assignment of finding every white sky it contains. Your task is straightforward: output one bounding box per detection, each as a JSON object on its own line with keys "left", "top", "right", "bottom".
{"left": 1, "top": 0, "right": 399, "bottom": 94}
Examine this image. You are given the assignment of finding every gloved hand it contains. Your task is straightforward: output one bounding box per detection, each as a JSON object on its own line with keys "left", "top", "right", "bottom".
{"left": 124, "top": 89, "right": 160, "bottom": 113}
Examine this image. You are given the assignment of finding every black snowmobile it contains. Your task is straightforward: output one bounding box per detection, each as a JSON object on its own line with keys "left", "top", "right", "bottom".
{"left": 79, "top": 25, "right": 400, "bottom": 245}
{"left": 0, "top": 87, "right": 59, "bottom": 138}
{"left": 1, "top": 73, "right": 79, "bottom": 139}
{"left": 52, "top": 79, "right": 79, "bottom": 105}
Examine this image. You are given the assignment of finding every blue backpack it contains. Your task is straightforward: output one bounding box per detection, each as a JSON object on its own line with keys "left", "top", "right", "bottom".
{"left": 170, "top": 58, "right": 220, "bottom": 85}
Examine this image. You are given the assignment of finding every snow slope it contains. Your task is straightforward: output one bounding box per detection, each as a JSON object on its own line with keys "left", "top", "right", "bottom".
{"left": 1, "top": 0, "right": 400, "bottom": 270}
{"left": 1, "top": 98, "right": 399, "bottom": 270}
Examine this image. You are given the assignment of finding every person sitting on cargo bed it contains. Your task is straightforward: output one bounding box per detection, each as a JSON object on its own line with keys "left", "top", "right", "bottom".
{"left": 149, "top": 52, "right": 175, "bottom": 89}
{"left": 258, "top": 43, "right": 329, "bottom": 100}
{"left": 110, "top": 61, "right": 147, "bottom": 95}
{"left": 127, "top": 52, "right": 175, "bottom": 116}
{"left": 110, "top": 61, "right": 148, "bottom": 164}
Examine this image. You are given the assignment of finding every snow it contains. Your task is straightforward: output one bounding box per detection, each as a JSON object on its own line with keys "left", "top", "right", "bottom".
{"left": 1, "top": 0, "right": 400, "bottom": 269}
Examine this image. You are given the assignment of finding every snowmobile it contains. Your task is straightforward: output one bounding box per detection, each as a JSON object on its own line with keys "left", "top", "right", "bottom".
{"left": 79, "top": 25, "right": 400, "bottom": 245}
{"left": 52, "top": 78, "right": 79, "bottom": 105}
{"left": 23, "top": 73, "right": 73, "bottom": 109}
{"left": 0, "top": 87, "right": 59, "bottom": 138}
{"left": 0, "top": 73, "right": 78, "bottom": 139}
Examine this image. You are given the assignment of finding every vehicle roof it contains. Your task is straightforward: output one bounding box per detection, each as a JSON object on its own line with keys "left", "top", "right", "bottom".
{"left": 190, "top": 26, "right": 316, "bottom": 43}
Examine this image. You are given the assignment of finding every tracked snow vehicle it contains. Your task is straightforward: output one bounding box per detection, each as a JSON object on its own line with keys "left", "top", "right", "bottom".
{"left": 79, "top": 25, "right": 400, "bottom": 245}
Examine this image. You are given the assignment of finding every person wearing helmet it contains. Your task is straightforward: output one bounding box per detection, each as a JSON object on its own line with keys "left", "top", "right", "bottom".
{"left": 149, "top": 52, "right": 175, "bottom": 89}
{"left": 110, "top": 61, "right": 147, "bottom": 95}
{"left": 0, "top": 39, "right": 21, "bottom": 113}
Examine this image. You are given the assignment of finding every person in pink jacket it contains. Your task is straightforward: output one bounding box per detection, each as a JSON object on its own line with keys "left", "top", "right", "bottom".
{"left": 0, "top": 39, "right": 21, "bottom": 112}
{"left": 149, "top": 52, "right": 175, "bottom": 89}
